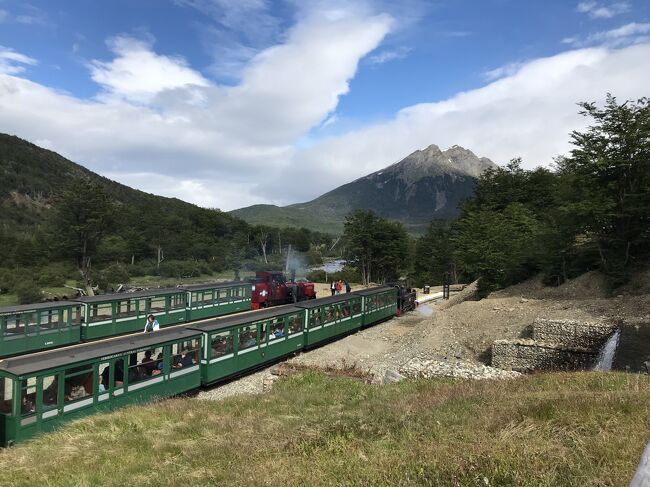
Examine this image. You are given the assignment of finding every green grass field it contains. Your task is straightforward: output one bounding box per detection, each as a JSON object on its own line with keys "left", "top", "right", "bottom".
{"left": 0, "top": 372, "right": 648, "bottom": 486}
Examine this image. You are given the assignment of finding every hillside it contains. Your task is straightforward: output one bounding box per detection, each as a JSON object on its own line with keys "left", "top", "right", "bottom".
{"left": 0, "top": 133, "right": 244, "bottom": 233}
{"left": 231, "top": 144, "right": 498, "bottom": 234}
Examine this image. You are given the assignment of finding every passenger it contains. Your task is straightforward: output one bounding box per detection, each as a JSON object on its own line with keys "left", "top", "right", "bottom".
{"left": 21, "top": 395, "right": 35, "bottom": 415}
{"left": 172, "top": 353, "right": 183, "bottom": 369}
{"left": 155, "top": 352, "right": 164, "bottom": 371}
{"left": 98, "top": 380, "right": 106, "bottom": 393}
{"left": 143, "top": 314, "right": 160, "bottom": 333}
{"left": 114, "top": 361, "right": 124, "bottom": 387}
{"left": 345, "top": 281, "right": 351, "bottom": 293}
{"left": 180, "top": 351, "right": 195, "bottom": 367}
{"left": 142, "top": 351, "right": 156, "bottom": 375}
{"left": 335, "top": 280, "right": 343, "bottom": 295}
{"left": 330, "top": 281, "right": 336, "bottom": 296}
{"left": 273, "top": 327, "right": 284, "bottom": 338}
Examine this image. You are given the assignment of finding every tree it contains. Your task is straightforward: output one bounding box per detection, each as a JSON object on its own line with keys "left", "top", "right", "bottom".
{"left": 47, "top": 179, "right": 114, "bottom": 294}
{"left": 413, "top": 221, "right": 454, "bottom": 287}
{"left": 557, "top": 95, "right": 650, "bottom": 285}
{"left": 343, "top": 210, "right": 409, "bottom": 285}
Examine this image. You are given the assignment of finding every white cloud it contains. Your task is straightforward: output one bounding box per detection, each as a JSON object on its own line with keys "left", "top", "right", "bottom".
{"left": 482, "top": 61, "right": 526, "bottom": 81}
{"left": 0, "top": 9, "right": 7, "bottom": 23}
{"left": 0, "top": 47, "right": 37, "bottom": 75}
{"left": 89, "top": 36, "right": 210, "bottom": 103}
{"left": 564, "top": 22, "right": 650, "bottom": 47}
{"left": 576, "top": 1, "right": 630, "bottom": 19}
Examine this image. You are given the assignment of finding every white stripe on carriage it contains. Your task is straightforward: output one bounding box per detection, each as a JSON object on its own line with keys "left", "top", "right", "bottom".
{"left": 288, "top": 332, "right": 303, "bottom": 338}
{"left": 238, "top": 347, "right": 257, "bottom": 355}
{"left": 98, "top": 393, "right": 109, "bottom": 402}
{"left": 20, "top": 416, "right": 37, "bottom": 426}
{"left": 209, "top": 353, "right": 234, "bottom": 364}
{"left": 113, "top": 388, "right": 124, "bottom": 396}
{"left": 268, "top": 338, "right": 287, "bottom": 346}
{"left": 42, "top": 409, "right": 58, "bottom": 419}
{"left": 63, "top": 397, "right": 93, "bottom": 412}
{"left": 128, "top": 376, "right": 164, "bottom": 391}
{"left": 170, "top": 365, "right": 199, "bottom": 378}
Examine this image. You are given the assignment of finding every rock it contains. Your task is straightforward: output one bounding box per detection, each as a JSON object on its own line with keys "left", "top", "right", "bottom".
{"left": 383, "top": 369, "right": 406, "bottom": 384}
{"left": 520, "top": 298, "right": 528, "bottom": 303}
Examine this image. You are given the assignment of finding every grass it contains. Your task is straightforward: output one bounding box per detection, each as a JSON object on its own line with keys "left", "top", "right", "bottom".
{"left": 1, "top": 372, "right": 648, "bottom": 486}
{"left": 128, "top": 270, "right": 256, "bottom": 288}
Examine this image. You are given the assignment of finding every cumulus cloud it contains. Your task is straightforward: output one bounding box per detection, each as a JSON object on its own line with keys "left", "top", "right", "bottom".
{"left": 0, "top": 47, "right": 37, "bottom": 75}
{"left": 576, "top": 1, "right": 630, "bottom": 19}
{"left": 89, "top": 36, "right": 210, "bottom": 103}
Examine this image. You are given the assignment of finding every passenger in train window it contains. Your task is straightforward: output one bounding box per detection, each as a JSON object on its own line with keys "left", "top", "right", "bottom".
{"left": 141, "top": 351, "right": 157, "bottom": 375}
{"left": 114, "top": 361, "right": 124, "bottom": 387}
{"left": 180, "top": 350, "right": 195, "bottom": 367}
{"left": 155, "top": 353, "right": 164, "bottom": 371}
{"left": 21, "top": 395, "right": 35, "bottom": 415}
{"left": 273, "top": 327, "right": 284, "bottom": 338}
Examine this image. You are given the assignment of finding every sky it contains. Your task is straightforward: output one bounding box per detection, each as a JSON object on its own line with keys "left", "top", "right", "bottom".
{"left": 0, "top": 0, "right": 649, "bottom": 211}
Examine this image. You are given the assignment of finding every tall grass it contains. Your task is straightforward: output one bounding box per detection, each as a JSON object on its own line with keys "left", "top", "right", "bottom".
{"left": 0, "top": 372, "right": 648, "bottom": 486}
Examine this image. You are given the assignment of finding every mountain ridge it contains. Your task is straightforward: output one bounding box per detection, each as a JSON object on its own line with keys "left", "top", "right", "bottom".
{"left": 232, "top": 144, "right": 498, "bottom": 234}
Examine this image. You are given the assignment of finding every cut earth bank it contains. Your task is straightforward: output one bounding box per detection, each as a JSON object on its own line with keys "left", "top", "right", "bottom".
{"left": 199, "top": 271, "right": 650, "bottom": 401}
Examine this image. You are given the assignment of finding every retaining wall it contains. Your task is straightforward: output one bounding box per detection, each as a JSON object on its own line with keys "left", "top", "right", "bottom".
{"left": 492, "top": 318, "right": 616, "bottom": 372}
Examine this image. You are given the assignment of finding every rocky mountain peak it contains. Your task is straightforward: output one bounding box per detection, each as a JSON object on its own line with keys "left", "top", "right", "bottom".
{"left": 374, "top": 143, "right": 497, "bottom": 186}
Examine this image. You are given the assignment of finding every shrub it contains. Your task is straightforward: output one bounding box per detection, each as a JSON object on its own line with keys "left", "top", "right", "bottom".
{"left": 306, "top": 270, "right": 326, "bottom": 282}
{"left": 16, "top": 280, "right": 43, "bottom": 304}
{"left": 37, "top": 262, "right": 76, "bottom": 287}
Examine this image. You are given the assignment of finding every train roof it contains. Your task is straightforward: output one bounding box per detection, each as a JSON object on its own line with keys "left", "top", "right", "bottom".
{"left": 294, "top": 294, "right": 359, "bottom": 309}
{"left": 181, "top": 281, "right": 250, "bottom": 291}
{"left": 0, "top": 300, "right": 81, "bottom": 315}
{"left": 0, "top": 327, "right": 201, "bottom": 377}
{"left": 353, "top": 286, "right": 395, "bottom": 296}
{"left": 74, "top": 287, "right": 184, "bottom": 303}
{"left": 188, "top": 305, "right": 302, "bottom": 333}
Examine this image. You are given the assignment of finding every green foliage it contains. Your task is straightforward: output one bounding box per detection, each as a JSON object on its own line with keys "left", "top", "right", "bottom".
{"left": 15, "top": 279, "right": 43, "bottom": 304}
{"left": 412, "top": 221, "right": 454, "bottom": 287}
{"left": 446, "top": 95, "right": 650, "bottom": 293}
{"left": 96, "top": 263, "right": 131, "bottom": 292}
{"left": 36, "top": 263, "right": 77, "bottom": 287}
{"left": 343, "top": 210, "right": 409, "bottom": 284}
{"left": 557, "top": 94, "right": 650, "bottom": 287}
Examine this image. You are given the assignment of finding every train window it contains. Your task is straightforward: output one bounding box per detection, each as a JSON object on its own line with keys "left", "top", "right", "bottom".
{"left": 128, "top": 348, "right": 163, "bottom": 385}
{"left": 39, "top": 310, "right": 60, "bottom": 330}
{"left": 0, "top": 377, "right": 13, "bottom": 415}
{"left": 287, "top": 313, "right": 302, "bottom": 335}
{"left": 238, "top": 326, "right": 257, "bottom": 351}
{"left": 366, "top": 296, "right": 375, "bottom": 311}
{"left": 211, "top": 331, "right": 234, "bottom": 358}
{"left": 323, "top": 306, "right": 336, "bottom": 324}
{"left": 21, "top": 377, "right": 36, "bottom": 416}
{"left": 171, "top": 294, "right": 186, "bottom": 310}
{"left": 99, "top": 362, "right": 110, "bottom": 391}
{"left": 72, "top": 306, "right": 83, "bottom": 325}
{"left": 309, "top": 309, "right": 321, "bottom": 329}
{"left": 342, "top": 303, "right": 351, "bottom": 318}
{"left": 232, "top": 287, "right": 240, "bottom": 299}
{"left": 116, "top": 299, "right": 137, "bottom": 319}
{"left": 42, "top": 374, "right": 59, "bottom": 410}
{"left": 112, "top": 359, "right": 125, "bottom": 388}
{"left": 4, "top": 315, "right": 23, "bottom": 335}
{"left": 64, "top": 364, "right": 93, "bottom": 403}
{"left": 148, "top": 297, "right": 166, "bottom": 313}
{"left": 172, "top": 339, "right": 200, "bottom": 368}
{"left": 352, "top": 300, "right": 362, "bottom": 316}
{"left": 25, "top": 313, "right": 39, "bottom": 334}
{"left": 90, "top": 303, "right": 113, "bottom": 323}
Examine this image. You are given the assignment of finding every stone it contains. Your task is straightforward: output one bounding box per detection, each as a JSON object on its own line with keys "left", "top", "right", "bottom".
{"left": 383, "top": 369, "right": 406, "bottom": 384}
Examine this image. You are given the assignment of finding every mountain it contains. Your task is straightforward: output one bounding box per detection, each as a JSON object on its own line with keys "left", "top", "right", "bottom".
{"left": 0, "top": 133, "right": 248, "bottom": 266}
{"left": 231, "top": 144, "right": 498, "bottom": 234}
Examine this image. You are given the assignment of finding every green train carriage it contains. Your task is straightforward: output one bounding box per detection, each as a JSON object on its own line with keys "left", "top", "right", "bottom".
{"left": 77, "top": 288, "right": 189, "bottom": 340}
{"left": 0, "top": 328, "right": 202, "bottom": 445}
{"left": 190, "top": 305, "right": 305, "bottom": 385}
{"left": 184, "top": 281, "right": 252, "bottom": 321}
{"left": 0, "top": 302, "right": 83, "bottom": 358}
{"left": 355, "top": 286, "right": 398, "bottom": 326}
{"left": 294, "top": 293, "right": 364, "bottom": 347}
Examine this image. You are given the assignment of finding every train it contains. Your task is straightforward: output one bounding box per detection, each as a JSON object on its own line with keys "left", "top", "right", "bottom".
{"left": 0, "top": 272, "right": 317, "bottom": 358}
{"left": 0, "top": 285, "right": 407, "bottom": 446}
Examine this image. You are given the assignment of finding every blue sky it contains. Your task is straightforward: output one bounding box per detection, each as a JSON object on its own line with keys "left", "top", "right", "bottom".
{"left": 1, "top": 0, "right": 649, "bottom": 209}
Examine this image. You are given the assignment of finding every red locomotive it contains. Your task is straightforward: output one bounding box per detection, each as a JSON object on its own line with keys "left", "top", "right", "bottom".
{"left": 250, "top": 271, "right": 316, "bottom": 309}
